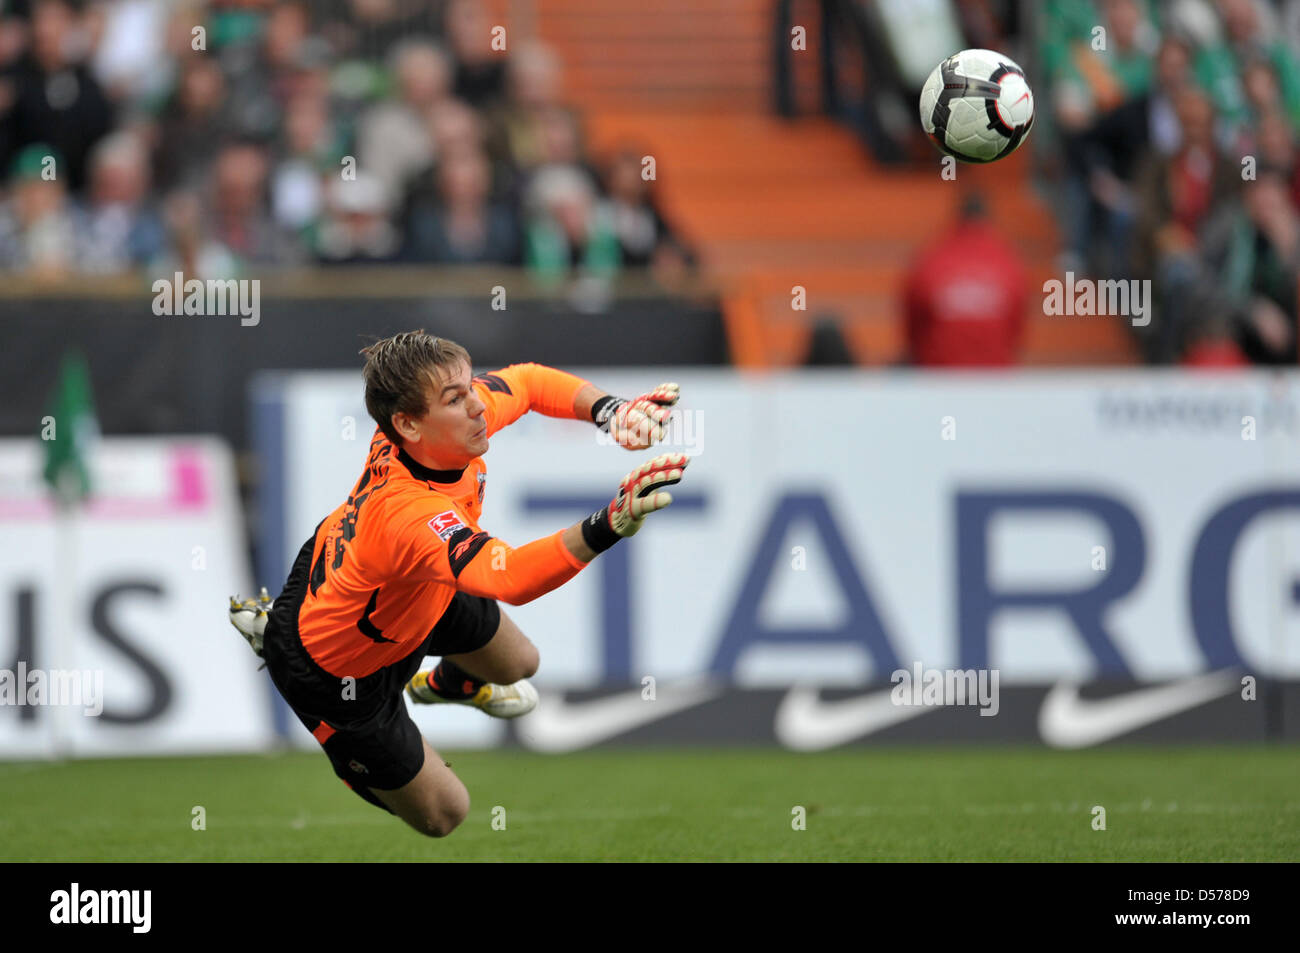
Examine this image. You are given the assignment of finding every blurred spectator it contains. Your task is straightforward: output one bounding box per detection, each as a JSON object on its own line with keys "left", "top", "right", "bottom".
{"left": 271, "top": 89, "right": 344, "bottom": 236}
{"left": 1285, "top": 0, "right": 1300, "bottom": 55}
{"left": 1054, "top": 0, "right": 1160, "bottom": 275}
{"left": 73, "top": 130, "right": 165, "bottom": 272}
{"left": 1241, "top": 54, "right": 1285, "bottom": 118}
{"left": 1148, "top": 36, "right": 1198, "bottom": 155}
{"left": 523, "top": 164, "right": 620, "bottom": 281}
{"left": 596, "top": 147, "right": 696, "bottom": 286}
{"left": 533, "top": 105, "right": 587, "bottom": 168}
{"left": 398, "top": 95, "right": 507, "bottom": 215}
{"left": 0, "top": 5, "right": 27, "bottom": 71}
{"left": 426, "top": 97, "right": 488, "bottom": 162}
{"left": 1195, "top": 0, "right": 1300, "bottom": 133}
{"left": 902, "top": 192, "right": 1029, "bottom": 367}
{"left": 320, "top": 0, "right": 443, "bottom": 64}
{"left": 207, "top": 140, "right": 302, "bottom": 265}
{"left": 0, "top": 0, "right": 115, "bottom": 193}
{"left": 771, "top": 0, "right": 916, "bottom": 163}
{"left": 1221, "top": 52, "right": 1295, "bottom": 154}
{"left": 89, "top": 0, "right": 171, "bottom": 109}
{"left": 421, "top": 95, "right": 520, "bottom": 200}
{"left": 494, "top": 41, "right": 579, "bottom": 172}
{"left": 1201, "top": 169, "right": 1300, "bottom": 362}
{"left": 1134, "top": 87, "right": 1241, "bottom": 361}
{"left": 150, "top": 190, "right": 240, "bottom": 280}
{"left": 153, "top": 57, "right": 230, "bottom": 192}
{"left": 315, "top": 172, "right": 401, "bottom": 264}
{"left": 1251, "top": 109, "right": 1300, "bottom": 209}
{"left": 402, "top": 148, "right": 518, "bottom": 264}
{"left": 1059, "top": 0, "right": 1158, "bottom": 123}
{"left": 355, "top": 39, "right": 452, "bottom": 199}
{"left": 803, "top": 316, "right": 857, "bottom": 366}
{"left": 1180, "top": 312, "right": 1252, "bottom": 365}
{"left": 1073, "top": 36, "right": 1197, "bottom": 278}
{"left": 444, "top": 0, "right": 507, "bottom": 109}
{"left": 218, "top": 0, "right": 319, "bottom": 141}
{"left": 0, "top": 142, "right": 76, "bottom": 279}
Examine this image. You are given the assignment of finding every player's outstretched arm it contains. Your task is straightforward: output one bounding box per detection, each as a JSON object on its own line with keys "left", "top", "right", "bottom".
{"left": 477, "top": 366, "right": 678, "bottom": 452}
{"left": 566, "top": 452, "right": 689, "bottom": 560}
{"left": 449, "top": 454, "right": 690, "bottom": 604}
{"left": 584, "top": 382, "right": 681, "bottom": 450}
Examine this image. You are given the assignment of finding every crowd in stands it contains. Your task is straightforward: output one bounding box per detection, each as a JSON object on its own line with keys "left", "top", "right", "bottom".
{"left": 1044, "top": 0, "right": 1300, "bottom": 365}
{"left": 4, "top": 0, "right": 1296, "bottom": 367}
{"left": 0, "top": 0, "right": 695, "bottom": 287}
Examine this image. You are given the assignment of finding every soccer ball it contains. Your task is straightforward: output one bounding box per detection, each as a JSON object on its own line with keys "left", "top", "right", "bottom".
{"left": 919, "top": 49, "right": 1034, "bottom": 163}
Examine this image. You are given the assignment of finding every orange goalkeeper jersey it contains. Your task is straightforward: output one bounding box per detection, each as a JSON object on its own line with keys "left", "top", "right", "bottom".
{"left": 295, "top": 363, "right": 591, "bottom": 678}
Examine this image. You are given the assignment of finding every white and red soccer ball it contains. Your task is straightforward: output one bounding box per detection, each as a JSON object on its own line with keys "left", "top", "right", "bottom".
{"left": 920, "top": 48, "right": 1035, "bottom": 163}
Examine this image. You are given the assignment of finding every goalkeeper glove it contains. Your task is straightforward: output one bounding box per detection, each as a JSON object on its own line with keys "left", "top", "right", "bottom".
{"left": 581, "top": 452, "right": 689, "bottom": 553}
{"left": 591, "top": 383, "right": 680, "bottom": 450}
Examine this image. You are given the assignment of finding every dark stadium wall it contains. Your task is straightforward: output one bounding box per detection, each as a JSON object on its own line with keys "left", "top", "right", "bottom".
{"left": 0, "top": 296, "right": 727, "bottom": 452}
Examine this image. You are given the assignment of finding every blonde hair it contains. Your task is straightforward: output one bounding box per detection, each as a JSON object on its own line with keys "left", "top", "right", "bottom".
{"left": 360, "top": 330, "right": 472, "bottom": 446}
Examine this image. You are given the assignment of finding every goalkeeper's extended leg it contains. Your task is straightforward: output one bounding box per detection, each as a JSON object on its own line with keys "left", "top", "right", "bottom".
{"left": 406, "top": 665, "right": 539, "bottom": 719}
{"left": 407, "top": 606, "right": 540, "bottom": 718}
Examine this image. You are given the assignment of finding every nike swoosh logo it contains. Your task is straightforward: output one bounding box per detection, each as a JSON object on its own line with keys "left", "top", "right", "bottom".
{"left": 518, "top": 677, "right": 722, "bottom": 753}
{"left": 775, "top": 684, "right": 934, "bottom": 751}
{"left": 1038, "top": 671, "right": 1240, "bottom": 748}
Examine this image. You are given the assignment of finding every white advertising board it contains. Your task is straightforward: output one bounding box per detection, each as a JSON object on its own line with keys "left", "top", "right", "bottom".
{"left": 0, "top": 438, "right": 269, "bottom": 758}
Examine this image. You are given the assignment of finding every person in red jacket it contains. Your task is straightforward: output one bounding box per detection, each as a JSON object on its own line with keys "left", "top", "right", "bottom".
{"left": 229, "top": 330, "right": 688, "bottom": 837}
{"left": 902, "top": 192, "right": 1029, "bottom": 366}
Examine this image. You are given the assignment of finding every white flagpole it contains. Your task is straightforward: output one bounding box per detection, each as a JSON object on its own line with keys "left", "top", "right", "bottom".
{"left": 49, "top": 472, "right": 78, "bottom": 761}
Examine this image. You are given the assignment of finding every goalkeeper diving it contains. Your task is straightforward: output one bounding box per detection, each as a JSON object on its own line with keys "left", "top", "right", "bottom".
{"left": 229, "top": 330, "right": 687, "bottom": 837}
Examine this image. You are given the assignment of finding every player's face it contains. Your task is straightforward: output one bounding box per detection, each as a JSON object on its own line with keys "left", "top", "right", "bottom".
{"left": 402, "top": 360, "right": 488, "bottom": 468}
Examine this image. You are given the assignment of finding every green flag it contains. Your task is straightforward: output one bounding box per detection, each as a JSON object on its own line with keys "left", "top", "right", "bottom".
{"left": 41, "top": 352, "right": 98, "bottom": 506}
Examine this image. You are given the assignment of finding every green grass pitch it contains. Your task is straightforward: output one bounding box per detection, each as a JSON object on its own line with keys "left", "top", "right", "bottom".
{"left": 2, "top": 746, "right": 1296, "bottom": 861}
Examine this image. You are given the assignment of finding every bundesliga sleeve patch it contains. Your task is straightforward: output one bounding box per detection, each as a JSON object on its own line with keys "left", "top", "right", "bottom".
{"left": 428, "top": 509, "right": 468, "bottom": 542}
